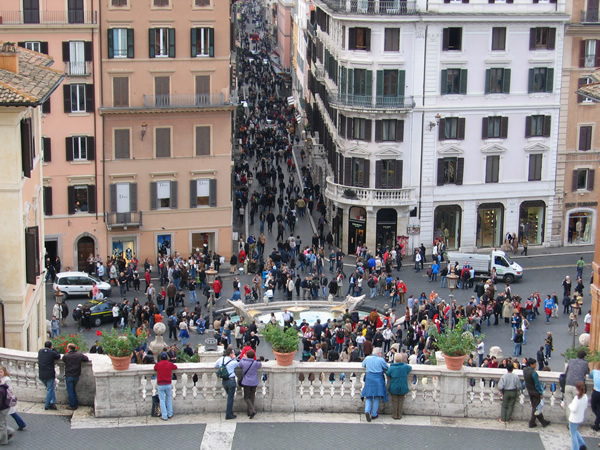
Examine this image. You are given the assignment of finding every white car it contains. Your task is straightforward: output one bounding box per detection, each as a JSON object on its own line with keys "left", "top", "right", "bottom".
{"left": 53, "top": 272, "right": 112, "bottom": 300}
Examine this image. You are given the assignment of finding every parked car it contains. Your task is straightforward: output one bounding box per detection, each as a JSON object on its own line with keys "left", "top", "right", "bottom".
{"left": 89, "top": 301, "right": 117, "bottom": 327}
{"left": 53, "top": 272, "right": 112, "bottom": 300}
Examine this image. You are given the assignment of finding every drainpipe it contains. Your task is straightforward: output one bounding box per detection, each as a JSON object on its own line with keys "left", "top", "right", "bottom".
{"left": 418, "top": 25, "right": 428, "bottom": 222}
{"left": 96, "top": 0, "right": 108, "bottom": 258}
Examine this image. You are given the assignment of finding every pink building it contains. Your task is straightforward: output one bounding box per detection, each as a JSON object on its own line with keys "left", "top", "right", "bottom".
{"left": 276, "top": 0, "right": 294, "bottom": 70}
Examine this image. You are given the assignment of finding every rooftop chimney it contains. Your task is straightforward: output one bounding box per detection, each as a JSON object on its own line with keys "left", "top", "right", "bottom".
{"left": 0, "top": 42, "right": 19, "bottom": 74}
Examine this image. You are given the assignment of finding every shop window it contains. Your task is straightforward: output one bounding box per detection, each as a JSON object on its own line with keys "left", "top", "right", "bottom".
{"left": 567, "top": 211, "right": 593, "bottom": 244}
{"left": 477, "top": 203, "right": 504, "bottom": 248}
{"left": 519, "top": 201, "right": 545, "bottom": 245}
{"left": 434, "top": 205, "right": 462, "bottom": 250}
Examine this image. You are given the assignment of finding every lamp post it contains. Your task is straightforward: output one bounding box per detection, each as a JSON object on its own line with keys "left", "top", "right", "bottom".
{"left": 206, "top": 264, "right": 218, "bottom": 333}
{"left": 447, "top": 266, "right": 459, "bottom": 304}
{"left": 571, "top": 300, "right": 581, "bottom": 349}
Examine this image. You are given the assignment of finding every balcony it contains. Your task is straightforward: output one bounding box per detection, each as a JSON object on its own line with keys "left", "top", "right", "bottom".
{"left": 0, "top": 10, "right": 97, "bottom": 25}
{"left": 65, "top": 61, "right": 92, "bottom": 77}
{"left": 326, "top": 176, "right": 414, "bottom": 207}
{"left": 319, "top": 0, "right": 418, "bottom": 15}
{"left": 105, "top": 212, "right": 142, "bottom": 229}
{"left": 580, "top": 8, "right": 599, "bottom": 23}
{"left": 329, "top": 93, "right": 415, "bottom": 112}
{"left": 143, "top": 93, "right": 231, "bottom": 109}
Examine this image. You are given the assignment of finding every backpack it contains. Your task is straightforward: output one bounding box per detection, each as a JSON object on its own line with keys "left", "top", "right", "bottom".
{"left": 216, "top": 358, "right": 232, "bottom": 380}
{"left": 0, "top": 384, "right": 17, "bottom": 410}
{"left": 336, "top": 329, "right": 344, "bottom": 339}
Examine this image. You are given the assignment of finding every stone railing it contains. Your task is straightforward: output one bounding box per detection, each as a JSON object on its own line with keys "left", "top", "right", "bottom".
{"left": 326, "top": 176, "right": 414, "bottom": 207}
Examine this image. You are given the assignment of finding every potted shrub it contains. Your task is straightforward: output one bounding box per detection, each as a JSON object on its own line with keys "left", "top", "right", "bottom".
{"left": 430, "top": 318, "right": 483, "bottom": 370}
{"left": 99, "top": 329, "right": 148, "bottom": 371}
{"left": 262, "top": 324, "right": 299, "bottom": 366}
{"left": 343, "top": 189, "right": 357, "bottom": 199}
{"left": 51, "top": 334, "right": 87, "bottom": 355}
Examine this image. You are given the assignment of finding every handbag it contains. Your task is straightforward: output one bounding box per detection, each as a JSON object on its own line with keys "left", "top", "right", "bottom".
{"left": 239, "top": 360, "right": 254, "bottom": 387}
{"left": 151, "top": 394, "right": 161, "bottom": 417}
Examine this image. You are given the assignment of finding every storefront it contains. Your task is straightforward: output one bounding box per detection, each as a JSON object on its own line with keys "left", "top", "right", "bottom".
{"left": 567, "top": 210, "right": 594, "bottom": 244}
{"left": 376, "top": 208, "right": 397, "bottom": 250}
{"left": 434, "top": 205, "right": 462, "bottom": 250}
{"left": 348, "top": 206, "right": 366, "bottom": 255}
{"left": 477, "top": 203, "right": 504, "bottom": 248}
{"left": 191, "top": 232, "right": 216, "bottom": 255}
{"left": 519, "top": 201, "right": 545, "bottom": 245}
{"left": 333, "top": 209, "right": 343, "bottom": 249}
{"left": 111, "top": 237, "right": 137, "bottom": 263}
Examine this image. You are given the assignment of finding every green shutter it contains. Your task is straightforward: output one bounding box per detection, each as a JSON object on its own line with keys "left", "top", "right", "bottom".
{"left": 168, "top": 28, "right": 176, "bottom": 58}
{"left": 340, "top": 67, "right": 347, "bottom": 95}
{"left": 127, "top": 29, "right": 134, "bottom": 58}
{"left": 108, "top": 30, "right": 114, "bottom": 59}
{"left": 441, "top": 70, "right": 448, "bottom": 94}
{"left": 209, "top": 28, "right": 214, "bottom": 57}
{"left": 397, "top": 70, "right": 405, "bottom": 97}
{"left": 149, "top": 29, "right": 155, "bottom": 58}
{"left": 365, "top": 70, "right": 373, "bottom": 98}
{"left": 376, "top": 70, "right": 384, "bottom": 97}
{"left": 546, "top": 68, "right": 554, "bottom": 93}
{"left": 348, "top": 69, "right": 354, "bottom": 95}
{"left": 484, "top": 69, "right": 491, "bottom": 94}
{"left": 528, "top": 68, "right": 534, "bottom": 93}
{"left": 191, "top": 28, "right": 197, "bottom": 57}
{"left": 503, "top": 68, "right": 511, "bottom": 93}
{"left": 459, "top": 69, "right": 468, "bottom": 94}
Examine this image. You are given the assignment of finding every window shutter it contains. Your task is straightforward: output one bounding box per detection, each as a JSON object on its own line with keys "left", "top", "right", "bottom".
{"left": 40, "top": 42, "right": 49, "bottom": 54}
{"left": 458, "top": 118, "right": 466, "bottom": 140}
{"left": 580, "top": 39, "right": 586, "bottom": 68}
{"left": 596, "top": 41, "right": 600, "bottom": 67}
{"left": 375, "top": 160, "right": 382, "bottom": 188}
{"left": 375, "top": 121, "right": 382, "bottom": 142}
{"left": 397, "top": 70, "right": 405, "bottom": 97}
{"left": 572, "top": 170, "right": 579, "bottom": 191}
{"left": 437, "top": 159, "right": 445, "bottom": 186}
{"left": 528, "top": 68, "right": 534, "bottom": 93}
{"left": 395, "top": 160, "right": 403, "bottom": 188}
{"left": 340, "top": 67, "right": 347, "bottom": 94}
{"left": 43, "top": 137, "right": 51, "bottom": 162}
{"left": 363, "top": 159, "right": 370, "bottom": 188}
{"left": 20, "top": 119, "right": 33, "bottom": 178}
{"left": 190, "top": 180, "right": 197, "bottom": 208}
{"left": 149, "top": 29, "right": 156, "bottom": 58}
{"left": 525, "top": 116, "right": 532, "bottom": 137}
{"left": 528, "top": 156, "right": 535, "bottom": 181}
{"left": 459, "top": 70, "right": 468, "bottom": 94}
{"left": 168, "top": 28, "right": 176, "bottom": 57}
{"left": 85, "top": 84, "right": 95, "bottom": 112}
{"left": 546, "top": 68, "right": 554, "bottom": 93}
{"left": 365, "top": 70, "right": 373, "bottom": 98}
{"left": 396, "top": 120, "right": 404, "bottom": 142}
{"left": 87, "top": 185, "right": 96, "bottom": 213}
{"left": 348, "top": 69, "right": 354, "bottom": 96}
{"left": 42, "top": 98, "right": 51, "bottom": 114}
{"left": 501, "top": 117, "right": 509, "bottom": 138}
{"left": 444, "top": 0, "right": 451, "bottom": 3}
{"left": 442, "top": 28, "right": 449, "bottom": 51}
{"left": 503, "top": 69, "right": 511, "bottom": 93}
{"left": 376, "top": 70, "right": 384, "bottom": 97}
{"left": 17, "top": 41, "right": 25, "bottom": 49}
{"left": 365, "top": 29, "right": 371, "bottom": 51}
{"left": 533, "top": 0, "right": 539, "bottom": 3}
{"left": 191, "top": 28, "right": 197, "bottom": 57}
{"left": 349, "top": 28, "right": 356, "bottom": 49}
{"left": 108, "top": 30, "right": 114, "bottom": 58}
{"left": 365, "top": 119, "right": 372, "bottom": 142}
{"left": 347, "top": 118, "right": 354, "bottom": 140}
{"left": 62, "top": 41, "right": 70, "bottom": 61}
{"left": 440, "top": 70, "right": 448, "bottom": 94}
{"left": 344, "top": 157, "right": 352, "bottom": 186}
{"left": 456, "top": 158, "right": 465, "bottom": 185}
{"left": 548, "top": 28, "right": 556, "bottom": 50}
{"left": 68, "top": 186, "right": 76, "bottom": 214}
{"left": 587, "top": 169, "right": 595, "bottom": 190}
{"left": 110, "top": 184, "right": 117, "bottom": 212}
{"left": 63, "top": 85, "right": 71, "bottom": 112}
{"left": 340, "top": 115, "right": 346, "bottom": 137}
{"left": 127, "top": 29, "right": 135, "bottom": 58}
{"left": 209, "top": 28, "right": 214, "bottom": 57}
{"left": 44, "top": 186, "right": 53, "bottom": 216}
{"left": 209, "top": 179, "right": 217, "bottom": 207}
{"left": 529, "top": 29, "right": 536, "bottom": 50}
{"left": 542, "top": 116, "right": 551, "bottom": 137}
{"left": 485, "top": 69, "right": 491, "bottom": 94}
{"left": 488, "top": 0, "right": 495, "bottom": 3}
{"left": 462, "top": 0, "right": 469, "bottom": 3}
{"left": 86, "top": 136, "right": 95, "bottom": 160}
{"left": 170, "top": 181, "right": 178, "bottom": 209}
{"left": 577, "top": 77, "right": 587, "bottom": 103}
{"left": 482, "top": 117, "right": 489, "bottom": 139}
{"left": 130, "top": 183, "right": 138, "bottom": 212}
{"left": 506, "top": 0, "right": 513, "bottom": 3}
{"left": 84, "top": 41, "right": 92, "bottom": 61}
{"left": 150, "top": 182, "right": 157, "bottom": 210}
{"left": 438, "top": 118, "right": 446, "bottom": 140}
{"left": 25, "top": 226, "right": 40, "bottom": 285}
{"left": 66, "top": 137, "right": 73, "bottom": 161}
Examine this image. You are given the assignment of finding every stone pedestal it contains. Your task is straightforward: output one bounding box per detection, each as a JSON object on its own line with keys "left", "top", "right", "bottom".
{"left": 148, "top": 322, "right": 166, "bottom": 356}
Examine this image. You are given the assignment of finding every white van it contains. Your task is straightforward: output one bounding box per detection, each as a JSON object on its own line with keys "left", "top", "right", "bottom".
{"left": 447, "top": 250, "right": 523, "bottom": 283}
{"left": 53, "top": 272, "right": 112, "bottom": 299}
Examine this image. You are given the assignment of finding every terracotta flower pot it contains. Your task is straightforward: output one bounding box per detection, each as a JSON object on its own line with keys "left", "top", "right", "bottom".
{"left": 109, "top": 355, "right": 132, "bottom": 371}
{"left": 273, "top": 351, "right": 295, "bottom": 366}
{"left": 444, "top": 354, "right": 466, "bottom": 371}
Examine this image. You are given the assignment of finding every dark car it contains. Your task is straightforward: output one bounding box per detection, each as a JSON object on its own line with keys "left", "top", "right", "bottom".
{"left": 90, "top": 301, "right": 116, "bottom": 327}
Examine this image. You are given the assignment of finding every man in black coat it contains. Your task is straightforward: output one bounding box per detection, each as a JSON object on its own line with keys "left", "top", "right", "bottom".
{"left": 38, "top": 341, "right": 61, "bottom": 410}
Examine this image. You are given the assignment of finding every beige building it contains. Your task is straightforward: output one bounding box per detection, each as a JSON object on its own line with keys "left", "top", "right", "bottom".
{"left": 99, "top": 0, "right": 234, "bottom": 261}
{"left": 0, "top": 42, "right": 64, "bottom": 350}
{"left": 555, "top": 0, "right": 600, "bottom": 246}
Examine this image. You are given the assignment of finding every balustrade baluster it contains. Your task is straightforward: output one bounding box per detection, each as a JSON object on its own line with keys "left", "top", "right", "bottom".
{"left": 422, "top": 376, "right": 428, "bottom": 400}
{"left": 181, "top": 373, "right": 189, "bottom": 398}
{"left": 141, "top": 376, "right": 148, "bottom": 400}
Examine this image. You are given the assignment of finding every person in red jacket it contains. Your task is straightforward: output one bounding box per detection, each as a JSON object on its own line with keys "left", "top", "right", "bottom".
{"left": 213, "top": 277, "right": 223, "bottom": 299}
{"left": 154, "top": 352, "right": 177, "bottom": 421}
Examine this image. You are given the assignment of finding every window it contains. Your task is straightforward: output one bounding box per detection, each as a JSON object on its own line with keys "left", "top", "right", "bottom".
{"left": 113, "top": 77, "right": 129, "bottom": 107}
{"left": 64, "top": 84, "right": 94, "bottom": 113}
{"left": 580, "top": 40, "right": 600, "bottom": 68}
{"left": 25, "top": 226, "right": 40, "bottom": 285}
{"left": 42, "top": 137, "right": 51, "bottom": 162}
{"left": 482, "top": 116, "right": 508, "bottom": 139}
{"left": 437, "top": 157, "right": 465, "bottom": 185}
{"left": 491, "top": 27, "right": 506, "bottom": 51}
{"left": 384, "top": 28, "right": 400, "bottom": 52}
{"left": 153, "top": 0, "right": 169, "bottom": 6}
{"left": 375, "top": 119, "right": 404, "bottom": 142}
{"left": 348, "top": 28, "right": 371, "bottom": 51}
{"left": 110, "top": 183, "right": 138, "bottom": 213}
{"left": 578, "top": 77, "right": 594, "bottom": 104}
{"left": 42, "top": 98, "right": 51, "bottom": 114}
{"left": 112, "top": 0, "right": 128, "bottom": 5}
{"left": 376, "top": 70, "right": 405, "bottom": 101}
{"left": 375, "top": 160, "right": 403, "bottom": 188}
{"left": 351, "top": 69, "right": 372, "bottom": 96}
{"left": 68, "top": 0, "right": 84, "bottom": 24}
{"left": 151, "top": 181, "right": 177, "bottom": 209}
{"left": 62, "top": 41, "right": 92, "bottom": 76}
{"left": 21, "top": 41, "right": 46, "bottom": 53}
{"left": 195, "top": 75, "right": 210, "bottom": 105}
{"left": 440, "top": 69, "right": 468, "bottom": 95}
{"left": 442, "top": 27, "right": 462, "bottom": 51}
{"left": 20, "top": 118, "right": 34, "bottom": 178}
{"left": 485, "top": 68, "right": 511, "bottom": 94}
{"left": 154, "top": 76, "right": 170, "bottom": 107}
{"left": 525, "top": 115, "right": 551, "bottom": 138}
{"left": 196, "top": 126, "right": 211, "bottom": 156}
{"left": 352, "top": 158, "right": 368, "bottom": 187}
{"left": 529, "top": 27, "right": 556, "bottom": 50}
{"left": 579, "top": 125, "right": 593, "bottom": 151}
{"left": 195, "top": 0, "right": 211, "bottom": 6}
{"left": 573, "top": 169, "right": 595, "bottom": 191}
{"left": 485, "top": 155, "right": 500, "bottom": 183}
{"left": 68, "top": 185, "right": 96, "bottom": 214}
{"left": 438, "top": 117, "right": 466, "bottom": 140}
{"left": 155, "top": 128, "right": 171, "bottom": 157}
{"left": 191, "top": 28, "right": 214, "bottom": 57}
{"left": 347, "top": 118, "right": 371, "bottom": 141}
{"left": 108, "top": 29, "right": 134, "bottom": 58}
{"left": 43, "top": 186, "right": 53, "bottom": 216}
{"left": 66, "top": 136, "right": 95, "bottom": 161}
{"left": 190, "top": 179, "right": 217, "bottom": 207}
{"left": 23, "top": 0, "right": 40, "bottom": 24}
{"left": 149, "top": 28, "right": 175, "bottom": 58}
{"left": 528, "top": 68, "right": 554, "bottom": 93}
{"left": 114, "top": 129, "right": 131, "bottom": 159}
{"left": 528, "top": 154, "right": 542, "bottom": 181}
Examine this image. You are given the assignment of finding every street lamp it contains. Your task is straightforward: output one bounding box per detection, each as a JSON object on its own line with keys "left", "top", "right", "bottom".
{"left": 571, "top": 298, "right": 581, "bottom": 349}
{"left": 447, "top": 266, "right": 459, "bottom": 304}
{"left": 206, "top": 264, "right": 218, "bottom": 333}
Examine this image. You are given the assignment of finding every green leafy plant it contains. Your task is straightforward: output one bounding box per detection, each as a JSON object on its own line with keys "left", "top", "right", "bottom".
{"left": 99, "top": 329, "right": 147, "bottom": 357}
{"left": 176, "top": 349, "right": 200, "bottom": 363}
{"left": 430, "top": 318, "right": 483, "bottom": 357}
{"left": 262, "top": 324, "right": 300, "bottom": 354}
{"left": 561, "top": 345, "right": 600, "bottom": 363}
{"left": 51, "top": 334, "right": 87, "bottom": 355}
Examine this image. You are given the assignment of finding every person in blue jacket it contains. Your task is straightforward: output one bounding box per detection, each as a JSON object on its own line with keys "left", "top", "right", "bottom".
{"left": 386, "top": 352, "right": 412, "bottom": 420}
{"left": 361, "top": 347, "right": 389, "bottom": 422}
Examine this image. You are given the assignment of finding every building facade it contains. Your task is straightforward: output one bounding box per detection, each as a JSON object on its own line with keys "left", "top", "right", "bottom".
{"left": 306, "top": 0, "right": 569, "bottom": 254}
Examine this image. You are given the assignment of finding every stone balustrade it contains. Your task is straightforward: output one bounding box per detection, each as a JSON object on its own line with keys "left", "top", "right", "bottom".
{"left": 0, "top": 347, "right": 589, "bottom": 423}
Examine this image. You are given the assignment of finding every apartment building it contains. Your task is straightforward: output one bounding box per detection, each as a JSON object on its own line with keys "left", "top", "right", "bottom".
{"left": 554, "top": 0, "right": 600, "bottom": 246}
{"left": 99, "top": 0, "right": 234, "bottom": 261}
{"left": 0, "top": 43, "right": 63, "bottom": 350}
{"left": 305, "top": 0, "right": 569, "bottom": 254}
{"left": 1, "top": 0, "right": 103, "bottom": 271}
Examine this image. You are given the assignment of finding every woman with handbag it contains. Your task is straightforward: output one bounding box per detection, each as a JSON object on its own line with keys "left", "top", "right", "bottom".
{"left": 239, "top": 349, "right": 262, "bottom": 419}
